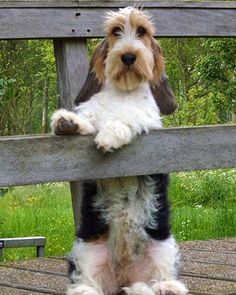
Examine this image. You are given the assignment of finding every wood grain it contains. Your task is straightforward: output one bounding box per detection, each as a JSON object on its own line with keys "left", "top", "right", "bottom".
{"left": 0, "top": 237, "right": 46, "bottom": 248}
{"left": 1, "top": 1, "right": 236, "bottom": 9}
{"left": 54, "top": 39, "right": 89, "bottom": 110}
{"left": 54, "top": 39, "right": 89, "bottom": 226}
{"left": 0, "top": 7, "right": 235, "bottom": 39}
{"left": 0, "top": 125, "right": 235, "bottom": 187}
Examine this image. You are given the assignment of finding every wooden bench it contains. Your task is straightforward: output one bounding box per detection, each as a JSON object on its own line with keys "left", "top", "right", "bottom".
{"left": 0, "top": 237, "right": 46, "bottom": 258}
{"left": 0, "top": 1, "right": 235, "bottom": 230}
{"left": 0, "top": 0, "right": 235, "bottom": 228}
{"left": 0, "top": 1, "right": 235, "bottom": 294}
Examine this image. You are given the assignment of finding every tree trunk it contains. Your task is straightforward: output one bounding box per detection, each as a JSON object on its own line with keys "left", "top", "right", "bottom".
{"left": 42, "top": 78, "right": 49, "bottom": 133}
{"left": 232, "top": 113, "right": 236, "bottom": 124}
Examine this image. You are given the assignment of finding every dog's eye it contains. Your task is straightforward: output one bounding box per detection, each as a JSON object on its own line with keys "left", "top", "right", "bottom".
{"left": 112, "top": 27, "right": 122, "bottom": 37}
{"left": 137, "top": 26, "right": 146, "bottom": 37}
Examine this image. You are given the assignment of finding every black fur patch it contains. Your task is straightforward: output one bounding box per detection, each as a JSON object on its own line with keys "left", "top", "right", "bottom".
{"left": 67, "top": 258, "right": 76, "bottom": 282}
{"left": 145, "top": 173, "right": 171, "bottom": 240}
{"left": 76, "top": 180, "right": 109, "bottom": 241}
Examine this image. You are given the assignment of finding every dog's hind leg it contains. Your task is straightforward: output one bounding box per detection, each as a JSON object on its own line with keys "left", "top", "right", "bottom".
{"left": 67, "top": 240, "right": 119, "bottom": 295}
{"left": 67, "top": 284, "right": 101, "bottom": 295}
{"left": 147, "top": 236, "right": 188, "bottom": 295}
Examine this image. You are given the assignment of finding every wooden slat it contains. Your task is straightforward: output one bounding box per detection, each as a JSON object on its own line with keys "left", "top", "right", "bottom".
{"left": 0, "top": 125, "right": 235, "bottom": 187}
{"left": 0, "top": 237, "right": 46, "bottom": 248}
{"left": 0, "top": 281, "right": 65, "bottom": 295}
{"left": 0, "top": 6, "right": 235, "bottom": 40}
{"left": 1, "top": 1, "right": 236, "bottom": 9}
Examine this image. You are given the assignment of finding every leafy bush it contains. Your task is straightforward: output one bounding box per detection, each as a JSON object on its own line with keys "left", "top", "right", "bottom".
{"left": 169, "top": 169, "right": 236, "bottom": 207}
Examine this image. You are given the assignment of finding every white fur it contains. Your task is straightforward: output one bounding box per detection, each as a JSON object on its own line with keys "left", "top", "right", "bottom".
{"left": 51, "top": 81, "right": 162, "bottom": 152}
{"left": 69, "top": 241, "right": 119, "bottom": 295}
{"left": 124, "top": 282, "right": 155, "bottom": 295}
{"left": 69, "top": 236, "right": 187, "bottom": 295}
{"left": 151, "top": 280, "right": 188, "bottom": 295}
{"left": 67, "top": 284, "right": 101, "bottom": 295}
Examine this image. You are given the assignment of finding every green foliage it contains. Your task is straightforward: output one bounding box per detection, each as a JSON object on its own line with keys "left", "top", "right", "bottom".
{"left": 169, "top": 169, "right": 236, "bottom": 241}
{"left": 0, "top": 169, "right": 235, "bottom": 261}
{"left": 0, "top": 183, "right": 74, "bottom": 260}
{"left": 160, "top": 38, "right": 236, "bottom": 126}
{"left": 1, "top": 37, "right": 235, "bottom": 135}
{"left": 169, "top": 169, "right": 236, "bottom": 207}
{"left": 0, "top": 40, "right": 57, "bottom": 135}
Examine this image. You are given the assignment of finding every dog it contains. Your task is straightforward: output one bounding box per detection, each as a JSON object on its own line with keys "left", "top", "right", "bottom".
{"left": 51, "top": 7, "right": 188, "bottom": 295}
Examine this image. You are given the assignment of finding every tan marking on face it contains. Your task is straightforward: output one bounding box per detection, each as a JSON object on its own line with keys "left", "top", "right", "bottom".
{"left": 129, "top": 8, "right": 155, "bottom": 36}
{"left": 92, "top": 8, "right": 164, "bottom": 91}
{"left": 104, "top": 14, "right": 126, "bottom": 35}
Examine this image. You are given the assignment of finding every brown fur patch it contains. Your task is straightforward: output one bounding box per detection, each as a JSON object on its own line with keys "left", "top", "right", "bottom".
{"left": 129, "top": 9, "right": 155, "bottom": 36}
{"left": 150, "top": 38, "right": 165, "bottom": 85}
{"left": 92, "top": 39, "right": 109, "bottom": 83}
{"left": 104, "top": 14, "right": 126, "bottom": 35}
{"left": 86, "top": 231, "right": 109, "bottom": 243}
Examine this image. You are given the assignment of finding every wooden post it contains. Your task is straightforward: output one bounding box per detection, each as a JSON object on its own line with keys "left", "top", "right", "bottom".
{"left": 54, "top": 39, "right": 89, "bottom": 228}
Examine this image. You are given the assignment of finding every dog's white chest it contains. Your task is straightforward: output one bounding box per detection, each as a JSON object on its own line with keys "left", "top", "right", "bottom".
{"left": 76, "top": 81, "right": 162, "bottom": 133}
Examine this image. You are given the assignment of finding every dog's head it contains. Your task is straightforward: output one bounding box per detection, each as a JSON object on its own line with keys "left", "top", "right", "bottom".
{"left": 75, "top": 7, "right": 177, "bottom": 115}
{"left": 94, "top": 7, "right": 164, "bottom": 91}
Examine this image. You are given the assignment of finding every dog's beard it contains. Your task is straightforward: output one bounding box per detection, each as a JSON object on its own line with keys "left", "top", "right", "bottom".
{"left": 105, "top": 50, "right": 154, "bottom": 92}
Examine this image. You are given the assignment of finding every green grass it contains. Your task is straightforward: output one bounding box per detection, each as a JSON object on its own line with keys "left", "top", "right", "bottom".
{"left": 0, "top": 183, "right": 74, "bottom": 261}
{"left": 0, "top": 169, "right": 235, "bottom": 261}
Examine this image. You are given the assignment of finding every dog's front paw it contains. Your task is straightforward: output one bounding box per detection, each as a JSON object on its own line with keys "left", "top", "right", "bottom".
{"left": 95, "top": 131, "right": 117, "bottom": 153}
{"left": 51, "top": 109, "right": 80, "bottom": 135}
{"left": 95, "top": 121, "right": 133, "bottom": 153}
{"left": 151, "top": 280, "right": 188, "bottom": 295}
{"left": 124, "top": 282, "right": 154, "bottom": 295}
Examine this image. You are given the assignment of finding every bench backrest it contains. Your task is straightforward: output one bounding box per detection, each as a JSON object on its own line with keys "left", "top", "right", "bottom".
{"left": 0, "top": 1, "right": 235, "bottom": 188}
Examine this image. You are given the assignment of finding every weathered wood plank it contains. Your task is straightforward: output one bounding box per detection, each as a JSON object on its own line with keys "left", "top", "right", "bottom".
{"left": 54, "top": 39, "right": 89, "bottom": 110}
{"left": 1, "top": 239, "right": 236, "bottom": 294}
{"left": 0, "top": 281, "right": 65, "bottom": 295}
{"left": 54, "top": 39, "right": 88, "bottom": 227}
{"left": 0, "top": 237, "right": 46, "bottom": 248}
{"left": 1, "top": 1, "right": 236, "bottom": 9}
{"left": 0, "top": 237, "right": 46, "bottom": 258}
{"left": 0, "top": 125, "right": 235, "bottom": 187}
{"left": 0, "top": 6, "right": 235, "bottom": 40}
{"left": 0, "top": 286, "right": 48, "bottom": 295}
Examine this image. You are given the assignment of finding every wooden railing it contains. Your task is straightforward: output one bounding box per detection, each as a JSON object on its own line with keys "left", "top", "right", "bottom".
{"left": 0, "top": 0, "right": 235, "bottom": 225}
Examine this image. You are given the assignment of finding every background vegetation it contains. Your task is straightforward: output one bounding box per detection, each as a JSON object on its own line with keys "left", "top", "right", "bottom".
{"left": 0, "top": 169, "right": 235, "bottom": 261}
{"left": 0, "top": 38, "right": 235, "bottom": 135}
{"left": 0, "top": 38, "right": 235, "bottom": 260}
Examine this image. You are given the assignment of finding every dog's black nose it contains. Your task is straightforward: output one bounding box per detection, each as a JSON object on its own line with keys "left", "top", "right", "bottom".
{"left": 121, "top": 53, "right": 136, "bottom": 66}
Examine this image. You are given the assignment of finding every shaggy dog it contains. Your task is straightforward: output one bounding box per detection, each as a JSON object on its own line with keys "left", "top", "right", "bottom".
{"left": 51, "top": 7, "right": 188, "bottom": 295}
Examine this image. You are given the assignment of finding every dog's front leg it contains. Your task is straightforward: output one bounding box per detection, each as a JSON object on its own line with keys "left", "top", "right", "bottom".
{"left": 67, "top": 284, "right": 102, "bottom": 295}
{"left": 148, "top": 237, "right": 188, "bottom": 295}
{"left": 124, "top": 282, "right": 155, "bottom": 295}
{"left": 95, "top": 120, "right": 135, "bottom": 152}
{"left": 51, "top": 109, "right": 96, "bottom": 135}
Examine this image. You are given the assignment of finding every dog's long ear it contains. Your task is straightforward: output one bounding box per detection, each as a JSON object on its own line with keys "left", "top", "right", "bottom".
{"left": 151, "top": 76, "right": 177, "bottom": 115}
{"left": 151, "top": 38, "right": 165, "bottom": 83}
{"left": 150, "top": 38, "right": 177, "bottom": 115}
{"left": 74, "top": 39, "right": 109, "bottom": 105}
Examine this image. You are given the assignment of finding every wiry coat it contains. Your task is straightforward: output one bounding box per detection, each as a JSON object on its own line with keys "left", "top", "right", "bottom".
{"left": 51, "top": 7, "right": 188, "bottom": 295}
